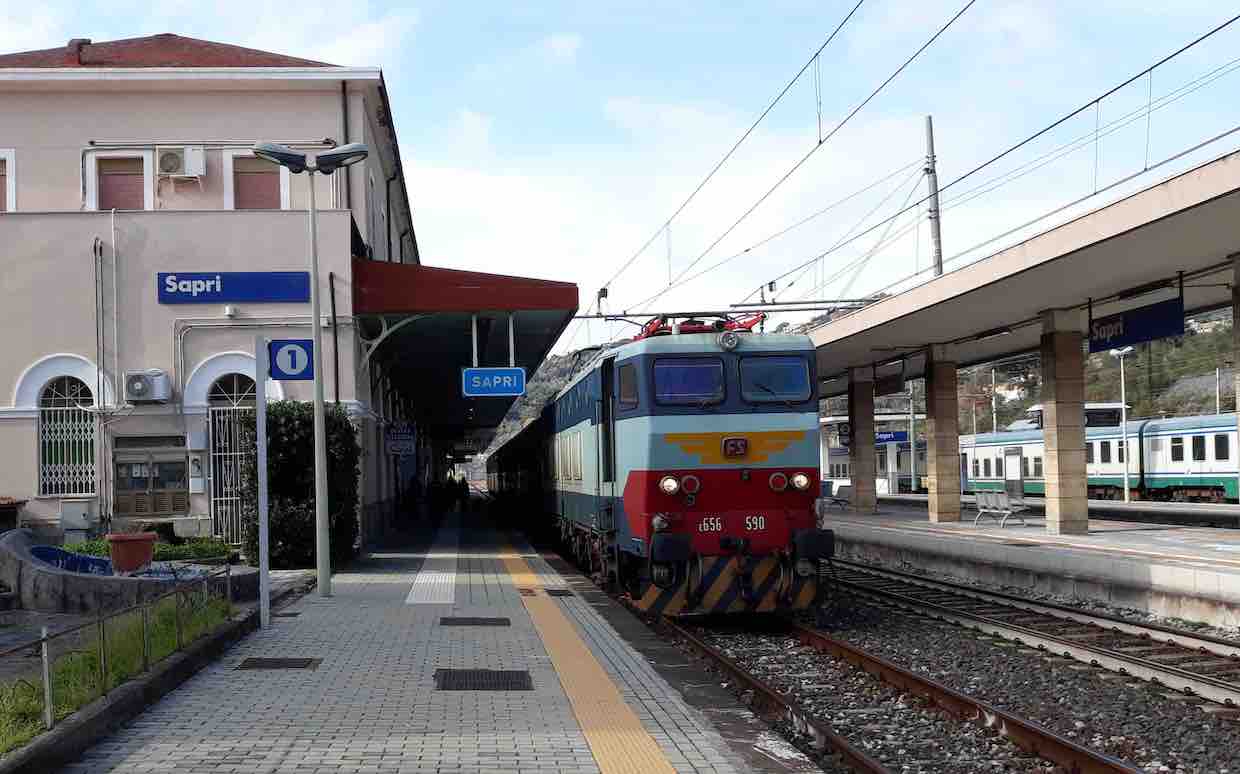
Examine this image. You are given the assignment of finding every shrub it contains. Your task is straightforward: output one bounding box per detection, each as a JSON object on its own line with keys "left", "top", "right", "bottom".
{"left": 239, "top": 400, "right": 359, "bottom": 569}
{"left": 64, "top": 538, "right": 231, "bottom": 562}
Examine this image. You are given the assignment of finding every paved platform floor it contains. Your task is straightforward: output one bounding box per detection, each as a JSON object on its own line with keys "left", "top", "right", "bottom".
{"left": 826, "top": 504, "right": 1240, "bottom": 626}
{"left": 56, "top": 514, "right": 754, "bottom": 774}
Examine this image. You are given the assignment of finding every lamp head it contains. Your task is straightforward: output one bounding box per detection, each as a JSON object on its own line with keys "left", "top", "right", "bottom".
{"left": 252, "top": 142, "right": 307, "bottom": 173}
{"left": 1109, "top": 346, "right": 1134, "bottom": 358}
{"left": 313, "top": 142, "right": 369, "bottom": 175}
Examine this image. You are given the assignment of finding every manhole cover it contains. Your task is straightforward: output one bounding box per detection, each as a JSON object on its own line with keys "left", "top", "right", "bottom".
{"left": 440, "top": 617, "right": 511, "bottom": 627}
{"left": 517, "top": 588, "right": 536, "bottom": 597}
{"left": 434, "top": 668, "right": 533, "bottom": 691}
{"left": 545, "top": 589, "right": 574, "bottom": 597}
{"left": 273, "top": 612, "right": 301, "bottom": 618}
{"left": 236, "top": 657, "right": 321, "bottom": 670}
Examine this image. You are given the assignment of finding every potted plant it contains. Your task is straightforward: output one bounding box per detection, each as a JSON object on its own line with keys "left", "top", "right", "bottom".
{"left": 106, "top": 531, "right": 157, "bottom": 574}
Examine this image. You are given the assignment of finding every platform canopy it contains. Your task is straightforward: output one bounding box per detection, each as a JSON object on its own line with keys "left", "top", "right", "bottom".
{"left": 812, "top": 150, "right": 1240, "bottom": 396}
{"left": 352, "top": 259, "right": 578, "bottom": 455}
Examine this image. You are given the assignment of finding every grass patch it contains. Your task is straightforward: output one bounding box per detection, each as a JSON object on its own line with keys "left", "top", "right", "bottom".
{"left": 64, "top": 538, "right": 233, "bottom": 562}
{"left": 0, "top": 590, "right": 233, "bottom": 755}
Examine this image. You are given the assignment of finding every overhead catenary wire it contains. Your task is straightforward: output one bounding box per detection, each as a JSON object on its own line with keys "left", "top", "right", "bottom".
{"left": 757, "top": 12, "right": 1240, "bottom": 298}
{"left": 640, "top": 0, "right": 980, "bottom": 311}
{"left": 595, "top": 0, "right": 868, "bottom": 295}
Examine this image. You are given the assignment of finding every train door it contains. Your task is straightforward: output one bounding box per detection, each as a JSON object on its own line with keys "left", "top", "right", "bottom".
{"left": 598, "top": 358, "right": 617, "bottom": 530}
{"left": 1004, "top": 446, "right": 1024, "bottom": 500}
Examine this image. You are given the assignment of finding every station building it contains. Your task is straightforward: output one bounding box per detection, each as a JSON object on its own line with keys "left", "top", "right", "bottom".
{"left": 0, "top": 35, "right": 577, "bottom": 543}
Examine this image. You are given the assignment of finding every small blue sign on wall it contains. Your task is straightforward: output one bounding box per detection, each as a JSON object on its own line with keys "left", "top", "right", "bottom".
{"left": 157, "top": 272, "right": 311, "bottom": 304}
{"left": 1089, "top": 297, "right": 1184, "bottom": 353}
{"left": 268, "top": 339, "right": 314, "bottom": 381}
{"left": 875, "top": 431, "right": 909, "bottom": 443}
{"left": 462, "top": 367, "right": 526, "bottom": 398}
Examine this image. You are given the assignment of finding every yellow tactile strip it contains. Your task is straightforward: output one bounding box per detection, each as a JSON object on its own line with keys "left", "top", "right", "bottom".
{"left": 501, "top": 547, "right": 678, "bottom": 774}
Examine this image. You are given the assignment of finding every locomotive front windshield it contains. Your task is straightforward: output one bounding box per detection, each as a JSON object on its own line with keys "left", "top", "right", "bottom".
{"left": 740, "top": 355, "right": 811, "bottom": 403}
{"left": 654, "top": 358, "right": 725, "bottom": 404}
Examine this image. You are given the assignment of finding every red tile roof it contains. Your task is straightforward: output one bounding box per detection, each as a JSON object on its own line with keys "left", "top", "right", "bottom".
{"left": 0, "top": 34, "right": 333, "bottom": 68}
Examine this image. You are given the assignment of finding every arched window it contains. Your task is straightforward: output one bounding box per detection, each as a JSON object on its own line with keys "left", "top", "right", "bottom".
{"left": 208, "top": 373, "right": 256, "bottom": 407}
{"left": 208, "top": 374, "right": 256, "bottom": 543}
{"left": 39, "top": 376, "right": 96, "bottom": 496}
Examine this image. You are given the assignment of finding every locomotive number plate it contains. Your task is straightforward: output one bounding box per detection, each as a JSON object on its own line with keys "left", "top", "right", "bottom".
{"left": 698, "top": 517, "right": 723, "bottom": 532}
{"left": 744, "top": 515, "right": 767, "bottom": 531}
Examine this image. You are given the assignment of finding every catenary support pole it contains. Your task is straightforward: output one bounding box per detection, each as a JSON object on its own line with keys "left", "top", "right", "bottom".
{"left": 991, "top": 368, "right": 998, "bottom": 431}
{"left": 1120, "top": 352, "right": 1130, "bottom": 502}
{"left": 308, "top": 177, "right": 332, "bottom": 597}
{"left": 925, "top": 115, "right": 944, "bottom": 277}
{"left": 255, "top": 335, "right": 272, "bottom": 628}
{"left": 908, "top": 387, "right": 915, "bottom": 493}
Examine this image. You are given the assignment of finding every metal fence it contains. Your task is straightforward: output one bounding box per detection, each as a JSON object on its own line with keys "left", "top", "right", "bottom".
{"left": 0, "top": 565, "right": 234, "bottom": 737}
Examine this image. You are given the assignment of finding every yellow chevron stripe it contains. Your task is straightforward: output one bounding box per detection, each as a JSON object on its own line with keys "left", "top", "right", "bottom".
{"left": 700, "top": 557, "right": 732, "bottom": 611}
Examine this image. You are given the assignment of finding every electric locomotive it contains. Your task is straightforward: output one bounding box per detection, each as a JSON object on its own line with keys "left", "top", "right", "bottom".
{"left": 488, "top": 313, "right": 835, "bottom": 615}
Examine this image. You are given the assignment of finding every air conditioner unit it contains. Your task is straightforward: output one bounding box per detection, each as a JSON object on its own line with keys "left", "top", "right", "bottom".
{"left": 124, "top": 369, "right": 173, "bottom": 404}
{"left": 156, "top": 145, "right": 205, "bottom": 177}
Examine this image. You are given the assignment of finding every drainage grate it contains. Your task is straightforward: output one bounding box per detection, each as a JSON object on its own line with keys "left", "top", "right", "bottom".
{"left": 273, "top": 612, "right": 301, "bottom": 618}
{"left": 517, "top": 588, "right": 536, "bottom": 597}
{"left": 434, "top": 668, "right": 533, "bottom": 691}
{"left": 236, "top": 657, "right": 321, "bottom": 670}
{"left": 545, "top": 589, "right": 574, "bottom": 597}
{"left": 440, "top": 617, "right": 511, "bottom": 627}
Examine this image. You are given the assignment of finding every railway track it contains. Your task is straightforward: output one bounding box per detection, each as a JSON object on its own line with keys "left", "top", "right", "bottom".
{"left": 830, "top": 559, "right": 1240, "bottom": 708}
{"left": 665, "top": 617, "right": 1138, "bottom": 774}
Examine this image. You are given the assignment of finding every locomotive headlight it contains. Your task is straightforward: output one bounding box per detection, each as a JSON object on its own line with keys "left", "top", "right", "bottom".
{"left": 795, "top": 558, "right": 817, "bottom": 577}
{"left": 652, "top": 514, "right": 670, "bottom": 531}
{"left": 680, "top": 475, "right": 702, "bottom": 495}
{"left": 718, "top": 330, "right": 741, "bottom": 351}
{"left": 790, "top": 472, "right": 811, "bottom": 491}
{"left": 768, "top": 472, "right": 789, "bottom": 492}
{"left": 659, "top": 476, "right": 681, "bottom": 495}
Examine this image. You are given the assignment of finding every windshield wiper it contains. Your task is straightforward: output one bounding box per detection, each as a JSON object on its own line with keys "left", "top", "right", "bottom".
{"left": 753, "top": 382, "right": 795, "bottom": 408}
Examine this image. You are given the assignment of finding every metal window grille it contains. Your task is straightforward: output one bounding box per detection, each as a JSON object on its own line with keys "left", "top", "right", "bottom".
{"left": 208, "top": 374, "right": 256, "bottom": 543}
{"left": 38, "top": 377, "right": 96, "bottom": 496}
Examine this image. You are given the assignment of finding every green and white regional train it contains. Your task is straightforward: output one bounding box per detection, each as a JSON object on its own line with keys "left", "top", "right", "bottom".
{"left": 824, "top": 405, "right": 1240, "bottom": 503}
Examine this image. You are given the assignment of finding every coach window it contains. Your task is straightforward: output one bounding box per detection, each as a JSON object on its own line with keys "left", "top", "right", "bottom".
{"left": 1215, "top": 434, "right": 1230, "bottom": 461}
{"left": 617, "top": 364, "right": 639, "bottom": 410}
{"left": 1192, "top": 435, "right": 1206, "bottom": 462}
{"left": 1086, "top": 443, "right": 1093, "bottom": 464}
{"left": 1118, "top": 441, "right": 1125, "bottom": 463}
{"left": 1100, "top": 441, "right": 1111, "bottom": 464}
{"left": 1033, "top": 456, "right": 1043, "bottom": 478}
{"left": 972, "top": 458, "right": 980, "bottom": 478}
{"left": 653, "top": 358, "right": 724, "bottom": 405}
{"left": 1023, "top": 456, "right": 1030, "bottom": 477}
{"left": 995, "top": 457, "right": 1003, "bottom": 477}
{"left": 1171, "top": 436, "right": 1184, "bottom": 462}
{"left": 983, "top": 458, "right": 991, "bottom": 478}
{"left": 740, "top": 356, "right": 811, "bottom": 404}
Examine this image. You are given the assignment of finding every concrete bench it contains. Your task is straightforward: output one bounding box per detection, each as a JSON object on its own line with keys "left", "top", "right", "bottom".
{"left": 974, "top": 490, "right": 1029, "bottom": 528}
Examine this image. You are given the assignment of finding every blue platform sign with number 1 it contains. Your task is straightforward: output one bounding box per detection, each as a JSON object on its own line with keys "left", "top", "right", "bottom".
{"left": 269, "top": 339, "right": 314, "bottom": 381}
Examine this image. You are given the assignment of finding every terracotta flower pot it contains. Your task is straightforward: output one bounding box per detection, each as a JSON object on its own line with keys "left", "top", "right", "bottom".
{"left": 106, "top": 532, "right": 157, "bottom": 574}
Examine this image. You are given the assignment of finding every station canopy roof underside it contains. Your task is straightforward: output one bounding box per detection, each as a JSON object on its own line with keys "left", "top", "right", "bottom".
{"left": 351, "top": 259, "right": 578, "bottom": 456}
{"left": 813, "top": 150, "right": 1240, "bottom": 398}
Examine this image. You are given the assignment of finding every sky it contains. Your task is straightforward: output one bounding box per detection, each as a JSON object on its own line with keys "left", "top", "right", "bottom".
{"left": 4, "top": 1, "right": 1240, "bottom": 352}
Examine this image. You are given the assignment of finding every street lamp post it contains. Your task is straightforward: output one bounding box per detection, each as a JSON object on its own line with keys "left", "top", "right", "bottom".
{"left": 253, "top": 142, "right": 369, "bottom": 598}
{"left": 1110, "top": 346, "right": 1134, "bottom": 503}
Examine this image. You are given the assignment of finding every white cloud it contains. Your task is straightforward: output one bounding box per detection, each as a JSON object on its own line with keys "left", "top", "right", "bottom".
{"left": 541, "top": 33, "right": 581, "bottom": 62}
{"left": 0, "top": 6, "right": 68, "bottom": 54}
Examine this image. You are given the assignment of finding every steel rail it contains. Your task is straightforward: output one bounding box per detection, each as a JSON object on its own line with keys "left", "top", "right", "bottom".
{"left": 834, "top": 567, "right": 1240, "bottom": 707}
{"left": 790, "top": 622, "right": 1140, "bottom": 774}
{"left": 835, "top": 559, "right": 1240, "bottom": 658}
{"left": 663, "top": 620, "right": 893, "bottom": 774}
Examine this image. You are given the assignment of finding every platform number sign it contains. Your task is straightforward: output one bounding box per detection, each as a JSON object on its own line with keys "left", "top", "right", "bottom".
{"left": 268, "top": 339, "right": 314, "bottom": 381}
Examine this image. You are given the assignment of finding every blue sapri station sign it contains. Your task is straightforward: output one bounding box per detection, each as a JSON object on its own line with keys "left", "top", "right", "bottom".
{"left": 1088, "top": 297, "right": 1185, "bottom": 353}
{"left": 157, "top": 272, "right": 311, "bottom": 304}
{"left": 462, "top": 367, "right": 526, "bottom": 398}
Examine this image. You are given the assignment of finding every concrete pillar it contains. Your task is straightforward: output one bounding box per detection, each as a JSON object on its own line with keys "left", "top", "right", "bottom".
{"left": 925, "top": 349, "right": 961, "bottom": 522}
{"left": 1040, "top": 309, "right": 1088, "bottom": 535}
{"left": 847, "top": 369, "right": 877, "bottom": 513}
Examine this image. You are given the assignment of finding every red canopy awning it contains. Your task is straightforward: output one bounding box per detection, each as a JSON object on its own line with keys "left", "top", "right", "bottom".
{"left": 352, "top": 259, "right": 578, "bottom": 315}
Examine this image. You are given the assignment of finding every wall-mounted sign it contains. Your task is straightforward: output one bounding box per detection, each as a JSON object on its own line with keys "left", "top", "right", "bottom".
{"left": 268, "top": 339, "right": 314, "bottom": 381}
{"left": 386, "top": 422, "right": 415, "bottom": 456}
{"left": 157, "top": 272, "right": 310, "bottom": 304}
{"left": 462, "top": 367, "right": 526, "bottom": 398}
{"left": 1088, "top": 297, "right": 1184, "bottom": 353}
{"left": 875, "top": 431, "right": 909, "bottom": 443}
